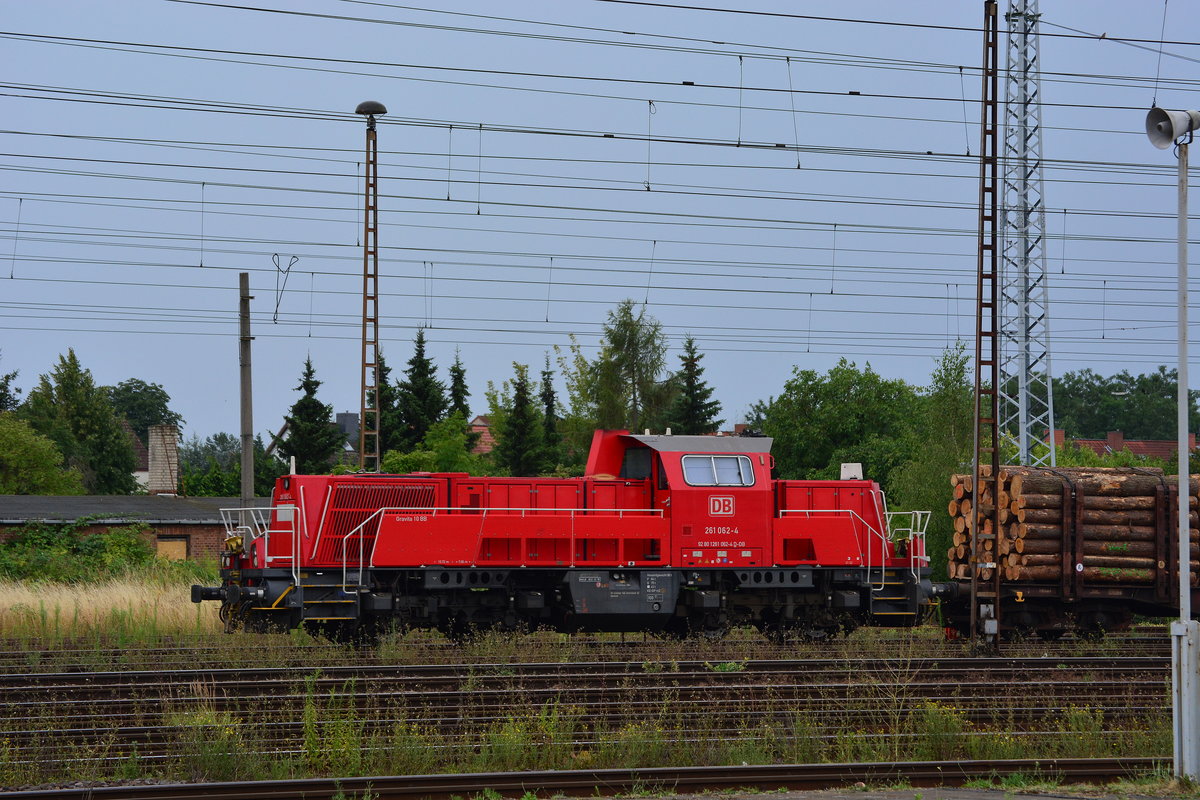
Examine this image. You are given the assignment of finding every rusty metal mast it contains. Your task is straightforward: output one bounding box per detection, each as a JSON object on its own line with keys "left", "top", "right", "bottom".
{"left": 356, "top": 100, "right": 386, "bottom": 471}
{"left": 970, "top": 0, "right": 1002, "bottom": 647}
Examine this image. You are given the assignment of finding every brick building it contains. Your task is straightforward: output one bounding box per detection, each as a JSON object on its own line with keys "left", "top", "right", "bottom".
{"left": 0, "top": 495, "right": 264, "bottom": 560}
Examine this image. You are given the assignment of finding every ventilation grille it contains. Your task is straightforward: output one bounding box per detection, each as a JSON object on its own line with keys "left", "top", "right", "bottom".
{"left": 313, "top": 482, "right": 437, "bottom": 563}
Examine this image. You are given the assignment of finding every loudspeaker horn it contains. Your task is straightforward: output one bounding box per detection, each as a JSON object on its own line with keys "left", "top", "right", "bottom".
{"left": 1146, "top": 107, "right": 1200, "bottom": 149}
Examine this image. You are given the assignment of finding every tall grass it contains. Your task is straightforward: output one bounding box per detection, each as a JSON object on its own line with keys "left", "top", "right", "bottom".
{"left": 0, "top": 573, "right": 222, "bottom": 640}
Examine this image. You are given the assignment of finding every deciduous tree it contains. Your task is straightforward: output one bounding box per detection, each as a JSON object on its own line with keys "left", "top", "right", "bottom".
{"left": 179, "top": 432, "right": 240, "bottom": 472}
{"left": 598, "top": 300, "right": 674, "bottom": 431}
{"left": 0, "top": 413, "right": 85, "bottom": 495}
{"left": 888, "top": 344, "right": 973, "bottom": 580}
{"left": 21, "top": 350, "right": 136, "bottom": 494}
{"left": 180, "top": 435, "right": 284, "bottom": 496}
{"left": 764, "top": 358, "right": 918, "bottom": 486}
{"left": 381, "top": 412, "right": 485, "bottom": 475}
{"left": 1053, "top": 366, "right": 1199, "bottom": 441}
{"left": 277, "top": 358, "right": 344, "bottom": 474}
{"left": 553, "top": 335, "right": 599, "bottom": 467}
{"left": 0, "top": 351, "right": 19, "bottom": 412}
{"left": 106, "top": 378, "right": 184, "bottom": 445}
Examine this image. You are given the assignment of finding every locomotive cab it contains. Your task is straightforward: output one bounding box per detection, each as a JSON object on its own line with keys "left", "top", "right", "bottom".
{"left": 586, "top": 431, "right": 775, "bottom": 570}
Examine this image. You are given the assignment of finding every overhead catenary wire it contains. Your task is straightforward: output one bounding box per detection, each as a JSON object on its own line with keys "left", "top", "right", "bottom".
{"left": 3, "top": 0, "right": 1195, "bottom": 419}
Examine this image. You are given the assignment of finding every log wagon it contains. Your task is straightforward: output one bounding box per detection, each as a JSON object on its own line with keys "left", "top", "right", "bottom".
{"left": 944, "top": 466, "right": 1196, "bottom": 638}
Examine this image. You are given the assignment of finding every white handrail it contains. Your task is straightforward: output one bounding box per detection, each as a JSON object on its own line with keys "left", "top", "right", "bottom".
{"left": 777, "top": 507, "right": 887, "bottom": 572}
{"left": 219, "top": 506, "right": 297, "bottom": 572}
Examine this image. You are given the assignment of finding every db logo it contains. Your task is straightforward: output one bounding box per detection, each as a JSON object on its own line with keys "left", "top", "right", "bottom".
{"left": 709, "top": 496, "right": 735, "bottom": 516}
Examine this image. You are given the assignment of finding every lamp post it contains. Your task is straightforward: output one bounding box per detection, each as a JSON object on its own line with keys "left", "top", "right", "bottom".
{"left": 1147, "top": 105, "right": 1200, "bottom": 779}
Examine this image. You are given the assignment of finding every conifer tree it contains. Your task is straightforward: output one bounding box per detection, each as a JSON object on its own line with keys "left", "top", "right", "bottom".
{"left": 447, "top": 350, "right": 480, "bottom": 452}
{"left": 448, "top": 350, "right": 470, "bottom": 421}
{"left": 374, "top": 352, "right": 404, "bottom": 456}
{"left": 540, "top": 355, "right": 562, "bottom": 466}
{"left": 395, "top": 330, "right": 448, "bottom": 452}
{"left": 278, "top": 358, "right": 344, "bottom": 473}
{"left": 666, "top": 337, "right": 724, "bottom": 434}
{"left": 492, "top": 363, "right": 543, "bottom": 476}
{"left": 22, "top": 349, "right": 136, "bottom": 494}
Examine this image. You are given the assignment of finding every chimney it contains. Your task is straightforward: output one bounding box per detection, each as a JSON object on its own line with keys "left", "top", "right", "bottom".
{"left": 1106, "top": 431, "right": 1125, "bottom": 452}
{"left": 147, "top": 424, "right": 180, "bottom": 495}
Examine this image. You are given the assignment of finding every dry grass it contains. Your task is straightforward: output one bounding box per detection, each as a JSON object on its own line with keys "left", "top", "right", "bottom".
{"left": 0, "top": 578, "right": 221, "bottom": 640}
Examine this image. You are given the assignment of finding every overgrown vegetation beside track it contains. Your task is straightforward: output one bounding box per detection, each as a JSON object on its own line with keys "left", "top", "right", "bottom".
{"left": 0, "top": 519, "right": 1176, "bottom": 790}
{"left": 0, "top": 652, "right": 1172, "bottom": 787}
{"left": 0, "top": 518, "right": 220, "bottom": 639}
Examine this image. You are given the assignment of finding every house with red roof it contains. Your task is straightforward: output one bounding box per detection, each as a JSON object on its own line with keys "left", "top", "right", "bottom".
{"left": 1052, "top": 429, "right": 1197, "bottom": 460}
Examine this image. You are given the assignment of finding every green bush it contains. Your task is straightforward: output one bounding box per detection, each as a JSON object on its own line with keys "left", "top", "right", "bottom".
{"left": 0, "top": 518, "right": 172, "bottom": 582}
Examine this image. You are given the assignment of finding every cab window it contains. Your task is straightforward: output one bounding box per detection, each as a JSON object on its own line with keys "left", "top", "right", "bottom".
{"left": 681, "top": 455, "right": 755, "bottom": 486}
{"left": 620, "top": 447, "right": 652, "bottom": 479}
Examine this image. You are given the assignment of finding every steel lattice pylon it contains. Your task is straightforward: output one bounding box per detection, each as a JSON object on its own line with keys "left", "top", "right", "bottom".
{"left": 999, "top": 0, "right": 1057, "bottom": 466}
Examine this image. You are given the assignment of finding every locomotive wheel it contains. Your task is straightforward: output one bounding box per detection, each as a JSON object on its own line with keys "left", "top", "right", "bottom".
{"left": 694, "top": 610, "right": 729, "bottom": 640}
{"left": 219, "top": 600, "right": 251, "bottom": 633}
{"left": 759, "top": 623, "right": 788, "bottom": 645}
{"left": 796, "top": 624, "right": 840, "bottom": 642}
{"left": 307, "top": 620, "right": 365, "bottom": 646}
{"left": 662, "top": 616, "right": 690, "bottom": 640}
{"left": 439, "top": 611, "right": 475, "bottom": 645}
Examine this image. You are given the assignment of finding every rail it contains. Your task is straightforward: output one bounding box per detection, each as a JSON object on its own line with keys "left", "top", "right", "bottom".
{"left": 338, "top": 505, "right": 666, "bottom": 587}
{"left": 3, "top": 758, "right": 1169, "bottom": 800}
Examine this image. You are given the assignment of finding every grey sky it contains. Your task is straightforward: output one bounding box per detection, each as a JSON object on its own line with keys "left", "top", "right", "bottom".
{"left": 2, "top": 1, "right": 1197, "bottom": 441}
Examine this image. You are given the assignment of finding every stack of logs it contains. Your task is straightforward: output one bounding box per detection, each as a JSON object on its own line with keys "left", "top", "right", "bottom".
{"left": 947, "top": 466, "right": 1199, "bottom": 584}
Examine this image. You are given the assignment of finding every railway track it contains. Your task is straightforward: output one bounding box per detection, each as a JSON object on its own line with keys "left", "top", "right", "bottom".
{"left": 3, "top": 757, "right": 1169, "bottom": 799}
{"left": 0, "top": 654, "right": 1169, "bottom": 690}
{"left": 0, "top": 628, "right": 1172, "bottom": 787}
{"left": 0, "top": 655, "right": 1169, "bottom": 775}
{"left": 0, "top": 627, "right": 1172, "bottom": 673}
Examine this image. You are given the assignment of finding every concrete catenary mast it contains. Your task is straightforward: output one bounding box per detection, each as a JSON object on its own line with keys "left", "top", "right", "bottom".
{"left": 999, "top": 0, "right": 1057, "bottom": 466}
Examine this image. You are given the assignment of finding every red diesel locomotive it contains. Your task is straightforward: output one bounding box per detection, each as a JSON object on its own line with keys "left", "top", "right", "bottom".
{"left": 192, "top": 430, "right": 932, "bottom": 640}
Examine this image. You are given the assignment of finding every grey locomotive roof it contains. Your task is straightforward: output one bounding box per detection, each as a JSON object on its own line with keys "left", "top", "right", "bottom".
{"left": 627, "top": 434, "right": 773, "bottom": 454}
{"left": 0, "top": 495, "right": 267, "bottom": 525}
